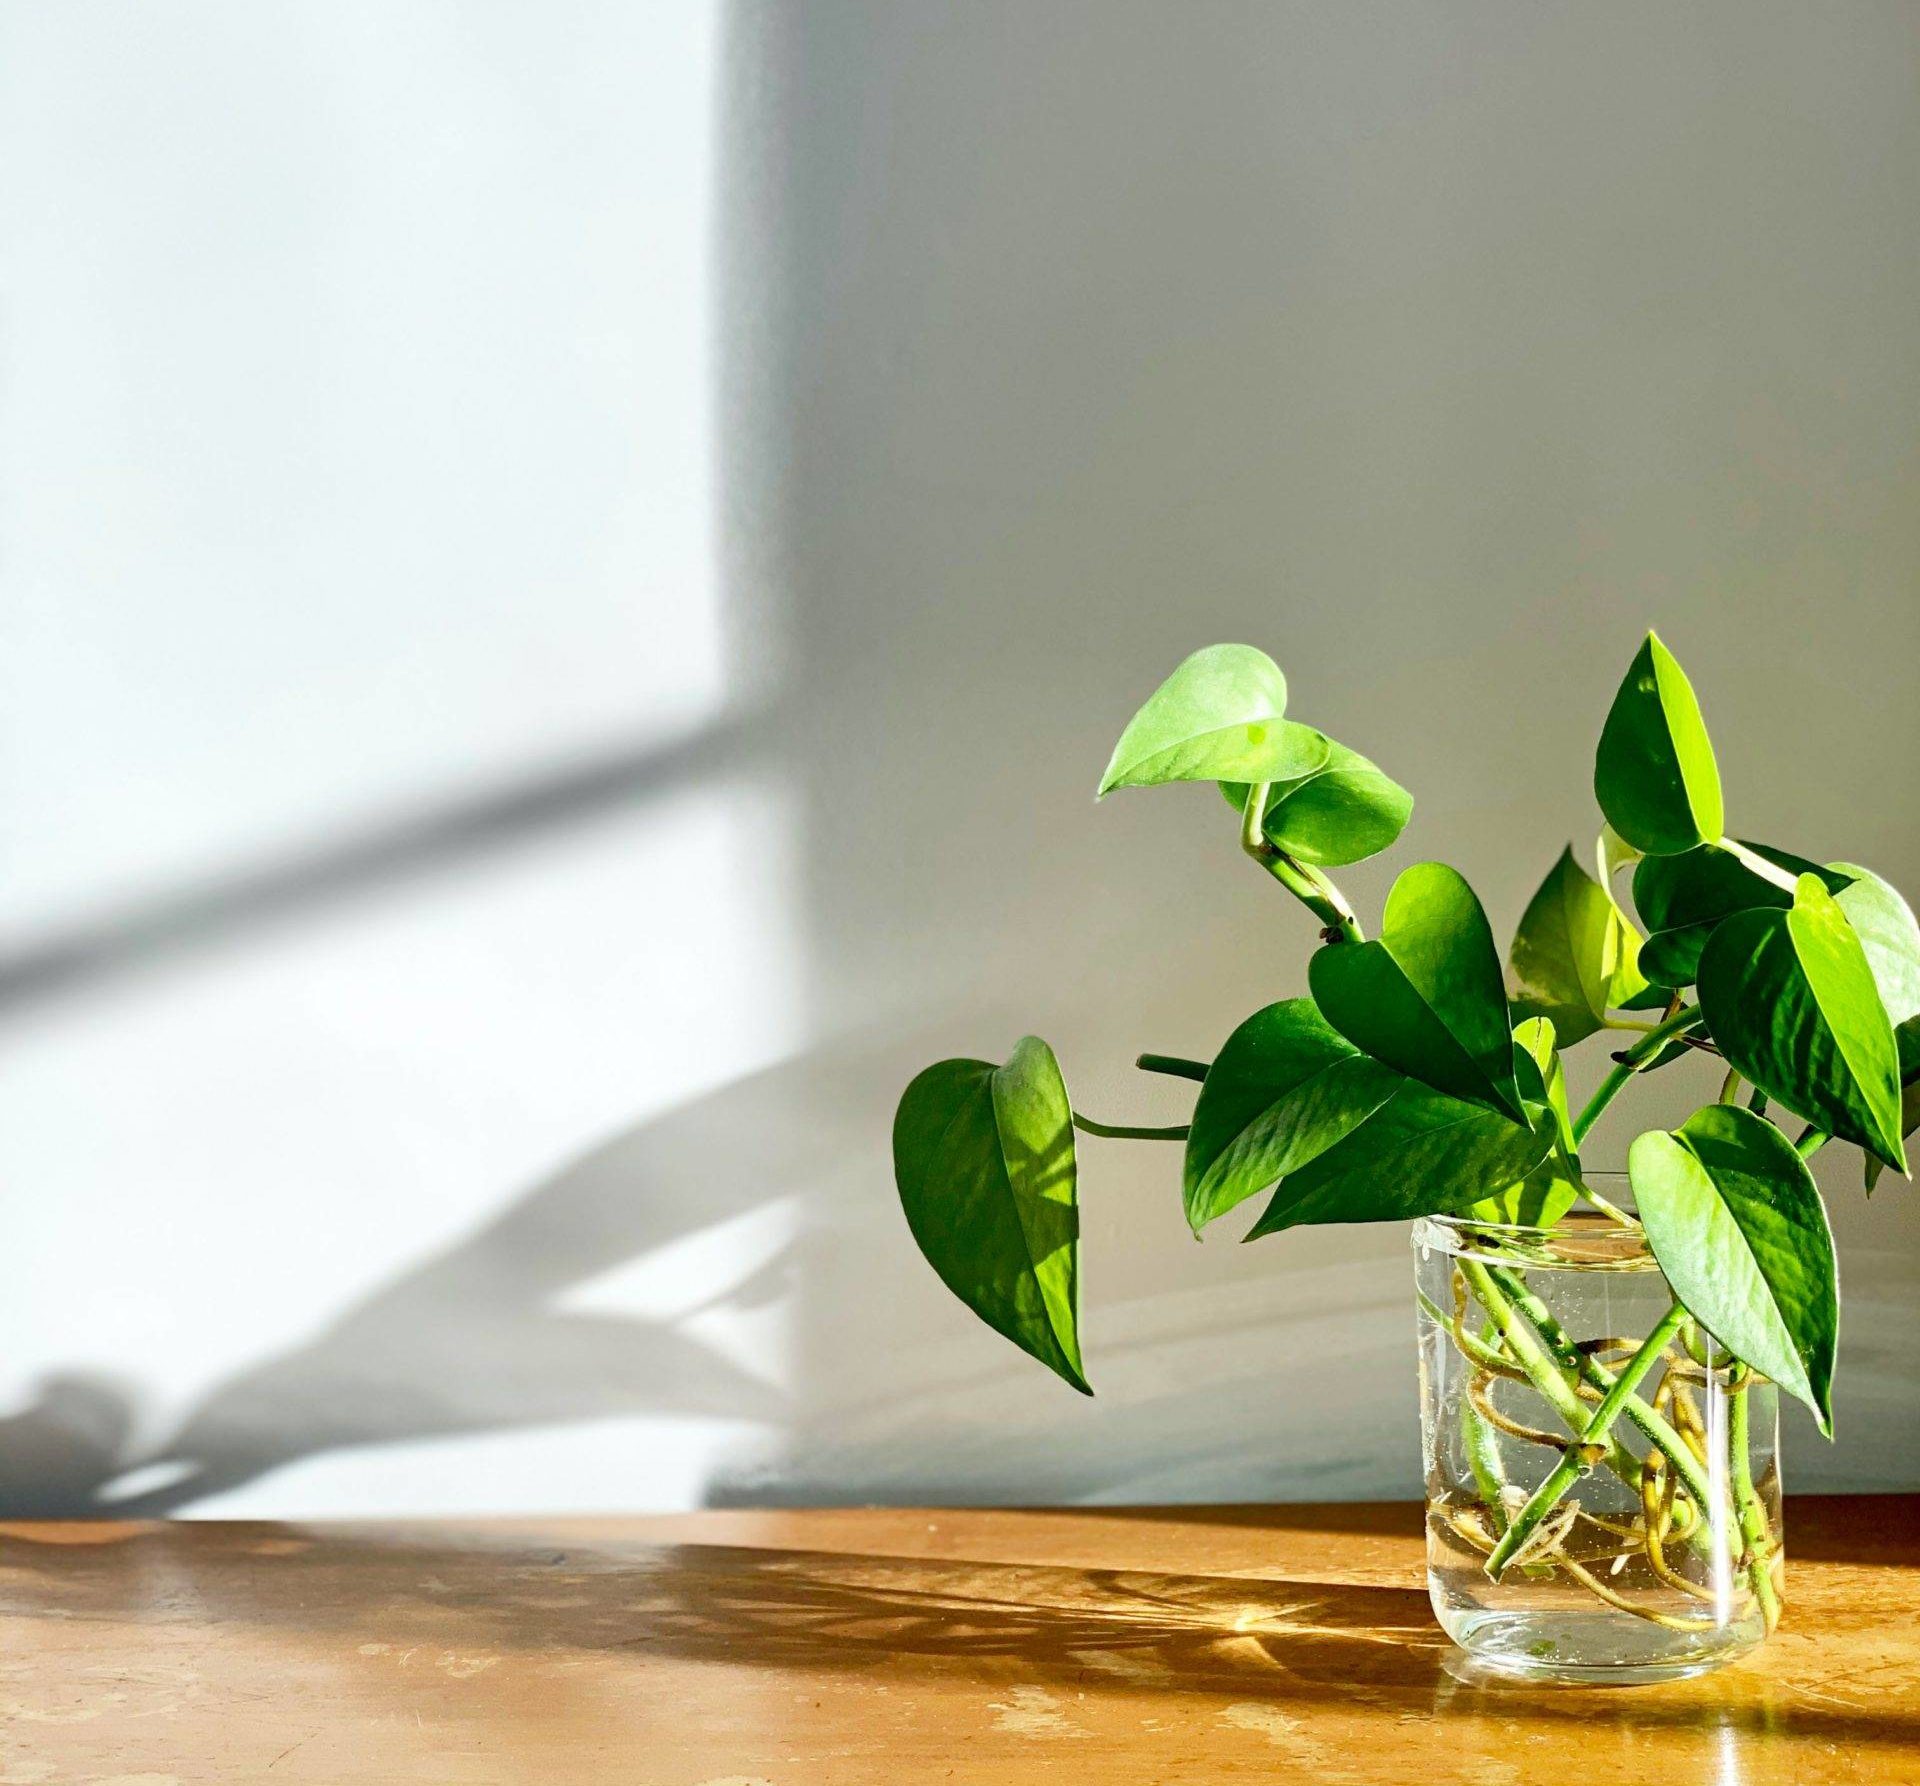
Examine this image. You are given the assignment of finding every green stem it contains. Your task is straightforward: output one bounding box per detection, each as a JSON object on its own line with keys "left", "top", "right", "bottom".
{"left": 1486, "top": 1267, "right": 1701, "bottom": 1497}
{"left": 1239, "top": 779, "right": 1272, "bottom": 857}
{"left": 1487, "top": 1265, "right": 1775, "bottom": 1609}
{"left": 1795, "top": 1126, "right": 1829, "bottom": 1160}
{"left": 1487, "top": 1303, "right": 1689, "bottom": 1578}
{"left": 1571, "top": 1004, "right": 1704, "bottom": 1145}
{"left": 1462, "top": 1377, "right": 1510, "bottom": 1528}
{"left": 1417, "top": 1290, "right": 1514, "bottom": 1373}
{"left": 1238, "top": 785, "right": 1366, "bottom": 943}
{"left": 1070, "top": 1113, "right": 1188, "bottom": 1142}
{"left": 1135, "top": 1053, "right": 1209, "bottom": 1083}
{"left": 1482, "top": 1266, "right": 1712, "bottom": 1529}
{"left": 1580, "top": 1184, "right": 1641, "bottom": 1228}
{"left": 1728, "top": 1373, "right": 1782, "bottom": 1629}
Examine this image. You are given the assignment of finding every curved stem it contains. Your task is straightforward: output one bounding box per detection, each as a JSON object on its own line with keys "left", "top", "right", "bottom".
{"left": 1237, "top": 785, "right": 1366, "bottom": 943}
{"left": 1581, "top": 1184, "right": 1640, "bottom": 1229}
{"left": 1070, "top": 1113, "right": 1188, "bottom": 1142}
{"left": 1239, "top": 779, "right": 1273, "bottom": 857}
{"left": 1571, "top": 1003, "right": 1704, "bottom": 1145}
{"left": 1135, "top": 1053, "right": 1209, "bottom": 1083}
{"left": 1795, "top": 1126, "right": 1829, "bottom": 1160}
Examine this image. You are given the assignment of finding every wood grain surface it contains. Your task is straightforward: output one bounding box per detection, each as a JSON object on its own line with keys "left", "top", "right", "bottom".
{"left": 2, "top": 1497, "right": 1916, "bottom": 1783}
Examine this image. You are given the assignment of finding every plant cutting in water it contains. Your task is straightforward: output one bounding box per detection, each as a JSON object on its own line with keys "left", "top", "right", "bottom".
{"left": 891, "top": 634, "right": 1920, "bottom": 1674}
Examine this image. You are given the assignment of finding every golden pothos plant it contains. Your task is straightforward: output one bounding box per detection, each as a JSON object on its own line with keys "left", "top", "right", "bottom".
{"left": 892, "top": 634, "right": 1917, "bottom": 1586}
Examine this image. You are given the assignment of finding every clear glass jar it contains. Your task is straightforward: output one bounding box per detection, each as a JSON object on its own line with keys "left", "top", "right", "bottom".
{"left": 1412, "top": 1189, "right": 1783, "bottom": 1684}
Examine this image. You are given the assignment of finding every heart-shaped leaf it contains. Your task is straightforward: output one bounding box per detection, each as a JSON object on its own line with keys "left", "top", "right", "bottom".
{"left": 1698, "top": 875, "right": 1907, "bottom": 1174}
{"left": 1310, "top": 862, "right": 1524, "bottom": 1119}
{"left": 1631, "top": 1103, "right": 1839, "bottom": 1432}
{"left": 893, "top": 1037, "right": 1090, "bottom": 1393}
{"left": 1097, "top": 644, "right": 1328, "bottom": 797}
{"left": 1510, "top": 847, "right": 1645, "bottom": 1045}
{"left": 1182, "top": 999, "right": 1401, "bottom": 1233}
{"left": 1594, "top": 632, "right": 1724, "bottom": 855}
{"left": 1632, "top": 841, "right": 1837, "bottom": 988}
{"left": 1218, "top": 737, "right": 1413, "bottom": 867}
{"left": 1245, "top": 1082, "right": 1554, "bottom": 1236}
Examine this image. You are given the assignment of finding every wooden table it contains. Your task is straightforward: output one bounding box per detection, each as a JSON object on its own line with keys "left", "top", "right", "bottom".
{"left": 3, "top": 1497, "right": 1915, "bottom": 1783}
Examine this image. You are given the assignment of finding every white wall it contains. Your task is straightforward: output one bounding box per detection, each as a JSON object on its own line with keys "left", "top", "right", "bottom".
{"left": 1, "top": 0, "right": 1916, "bottom": 1517}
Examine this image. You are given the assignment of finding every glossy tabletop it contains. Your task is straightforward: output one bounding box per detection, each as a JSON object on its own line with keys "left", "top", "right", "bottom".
{"left": 2, "top": 1496, "right": 1915, "bottom": 1783}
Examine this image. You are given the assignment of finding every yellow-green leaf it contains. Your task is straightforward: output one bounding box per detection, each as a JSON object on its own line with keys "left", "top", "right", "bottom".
{"left": 1097, "top": 644, "right": 1327, "bottom": 797}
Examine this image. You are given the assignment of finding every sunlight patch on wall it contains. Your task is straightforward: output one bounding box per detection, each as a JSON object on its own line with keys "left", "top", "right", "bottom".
{"left": 0, "top": 1, "right": 727, "bottom": 947}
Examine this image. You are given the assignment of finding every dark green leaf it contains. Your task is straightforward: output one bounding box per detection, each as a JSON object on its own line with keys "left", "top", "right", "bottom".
{"left": 1245, "top": 1083, "right": 1554, "bottom": 1236}
{"left": 1631, "top": 1103, "right": 1839, "bottom": 1432}
{"left": 1632, "top": 842, "right": 1837, "bottom": 987}
{"left": 1097, "top": 644, "right": 1327, "bottom": 797}
{"left": 1218, "top": 737, "right": 1413, "bottom": 867}
{"left": 1509, "top": 847, "right": 1645, "bottom": 1045}
{"left": 1698, "top": 875, "right": 1907, "bottom": 1174}
{"left": 1310, "top": 862, "right": 1524, "bottom": 1119}
{"left": 1182, "top": 999, "right": 1400, "bottom": 1233}
{"left": 1594, "top": 632, "right": 1724, "bottom": 855}
{"left": 892, "top": 1037, "right": 1090, "bottom": 1393}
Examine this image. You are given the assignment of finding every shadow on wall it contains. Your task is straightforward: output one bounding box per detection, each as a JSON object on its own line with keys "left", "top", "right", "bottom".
{"left": 6, "top": 1049, "right": 864, "bottom": 1518}
{"left": 0, "top": 1011, "right": 1413, "bottom": 1517}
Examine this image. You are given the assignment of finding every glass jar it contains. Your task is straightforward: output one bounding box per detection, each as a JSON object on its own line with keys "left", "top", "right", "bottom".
{"left": 1412, "top": 1189, "right": 1783, "bottom": 1684}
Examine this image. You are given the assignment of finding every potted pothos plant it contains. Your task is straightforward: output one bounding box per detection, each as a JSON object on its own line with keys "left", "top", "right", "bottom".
{"left": 892, "top": 634, "right": 1919, "bottom": 1683}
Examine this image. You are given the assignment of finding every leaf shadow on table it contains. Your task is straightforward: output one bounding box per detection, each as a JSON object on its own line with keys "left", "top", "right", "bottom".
{"left": 618, "top": 1541, "right": 1445, "bottom": 1698}
{"left": 549, "top": 1536, "right": 1920, "bottom": 1754}
{"left": 7, "top": 1518, "right": 1920, "bottom": 1758}
{"left": 0, "top": 1518, "right": 1440, "bottom": 1700}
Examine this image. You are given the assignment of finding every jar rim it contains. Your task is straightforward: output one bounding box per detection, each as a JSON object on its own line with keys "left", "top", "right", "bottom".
{"left": 1412, "top": 1196, "right": 1654, "bottom": 1268}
